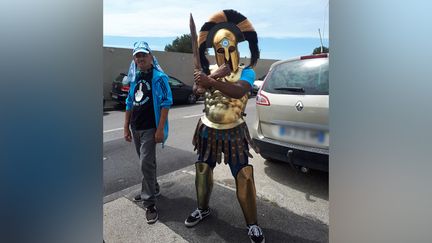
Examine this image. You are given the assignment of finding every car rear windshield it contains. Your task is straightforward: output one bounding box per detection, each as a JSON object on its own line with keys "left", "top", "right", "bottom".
{"left": 115, "top": 74, "right": 127, "bottom": 82}
{"left": 263, "top": 58, "right": 329, "bottom": 95}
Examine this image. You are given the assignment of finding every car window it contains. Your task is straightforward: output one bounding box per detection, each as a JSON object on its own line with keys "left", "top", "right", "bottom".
{"left": 115, "top": 74, "right": 127, "bottom": 82}
{"left": 168, "top": 77, "right": 183, "bottom": 86}
{"left": 263, "top": 58, "right": 329, "bottom": 95}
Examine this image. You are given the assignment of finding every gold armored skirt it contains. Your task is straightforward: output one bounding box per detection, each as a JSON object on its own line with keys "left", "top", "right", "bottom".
{"left": 192, "top": 118, "right": 259, "bottom": 165}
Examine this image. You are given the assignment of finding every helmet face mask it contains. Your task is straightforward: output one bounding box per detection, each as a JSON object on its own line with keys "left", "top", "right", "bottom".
{"left": 198, "top": 9, "right": 259, "bottom": 74}
{"left": 212, "top": 29, "right": 240, "bottom": 72}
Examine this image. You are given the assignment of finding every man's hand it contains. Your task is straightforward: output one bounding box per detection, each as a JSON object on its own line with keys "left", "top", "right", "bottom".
{"left": 193, "top": 69, "right": 206, "bottom": 95}
{"left": 124, "top": 126, "right": 132, "bottom": 142}
{"left": 155, "top": 128, "right": 164, "bottom": 143}
{"left": 209, "top": 63, "right": 232, "bottom": 79}
{"left": 194, "top": 70, "right": 213, "bottom": 89}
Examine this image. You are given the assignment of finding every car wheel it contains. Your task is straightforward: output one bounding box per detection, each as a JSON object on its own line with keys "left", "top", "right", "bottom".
{"left": 187, "top": 93, "right": 197, "bottom": 104}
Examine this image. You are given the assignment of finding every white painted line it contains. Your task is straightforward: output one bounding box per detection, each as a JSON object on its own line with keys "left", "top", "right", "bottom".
{"left": 215, "top": 182, "right": 236, "bottom": 192}
{"left": 183, "top": 114, "right": 203, "bottom": 119}
{"left": 185, "top": 170, "right": 235, "bottom": 191}
{"left": 103, "top": 127, "right": 123, "bottom": 133}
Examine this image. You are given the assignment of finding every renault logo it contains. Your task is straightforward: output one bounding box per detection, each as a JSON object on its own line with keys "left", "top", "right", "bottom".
{"left": 295, "top": 101, "right": 304, "bottom": 111}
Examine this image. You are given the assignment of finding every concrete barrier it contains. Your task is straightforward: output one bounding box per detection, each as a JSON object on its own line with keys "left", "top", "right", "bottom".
{"left": 104, "top": 47, "right": 278, "bottom": 99}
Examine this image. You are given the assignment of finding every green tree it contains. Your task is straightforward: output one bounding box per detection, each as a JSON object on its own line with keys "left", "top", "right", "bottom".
{"left": 313, "top": 46, "right": 329, "bottom": 54}
{"left": 164, "top": 34, "right": 192, "bottom": 53}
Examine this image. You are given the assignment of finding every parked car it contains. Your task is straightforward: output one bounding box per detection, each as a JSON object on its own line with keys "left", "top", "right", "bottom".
{"left": 111, "top": 73, "right": 129, "bottom": 104}
{"left": 111, "top": 73, "right": 199, "bottom": 105}
{"left": 253, "top": 53, "right": 329, "bottom": 172}
{"left": 167, "top": 76, "right": 199, "bottom": 104}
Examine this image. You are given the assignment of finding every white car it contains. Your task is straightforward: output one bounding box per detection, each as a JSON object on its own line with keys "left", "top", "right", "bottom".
{"left": 252, "top": 74, "right": 266, "bottom": 95}
{"left": 253, "top": 53, "right": 329, "bottom": 172}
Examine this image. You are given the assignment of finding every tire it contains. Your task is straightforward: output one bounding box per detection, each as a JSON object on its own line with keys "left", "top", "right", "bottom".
{"left": 187, "top": 93, "right": 197, "bottom": 104}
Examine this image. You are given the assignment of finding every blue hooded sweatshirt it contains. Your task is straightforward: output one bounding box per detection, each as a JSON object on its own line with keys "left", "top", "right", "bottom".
{"left": 126, "top": 65, "right": 173, "bottom": 145}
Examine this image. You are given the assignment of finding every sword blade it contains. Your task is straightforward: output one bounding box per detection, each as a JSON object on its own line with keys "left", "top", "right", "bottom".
{"left": 189, "top": 13, "right": 201, "bottom": 70}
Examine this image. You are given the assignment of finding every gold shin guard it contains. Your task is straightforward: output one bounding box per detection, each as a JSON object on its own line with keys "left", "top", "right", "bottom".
{"left": 195, "top": 162, "right": 213, "bottom": 210}
{"left": 236, "top": 165, "right": 258, "bottom": 225}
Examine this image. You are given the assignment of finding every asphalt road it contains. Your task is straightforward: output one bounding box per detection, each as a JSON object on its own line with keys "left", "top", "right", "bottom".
{"left": 103, "top": 99, "right": 258, "bottom": 196}
{"left": 103, "top": 98, "right": 329, "bottom": 242}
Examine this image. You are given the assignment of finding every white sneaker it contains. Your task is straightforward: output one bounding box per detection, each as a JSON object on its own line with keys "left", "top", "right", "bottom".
{"left": 184, "top": 208, "right": 210, "bottom": 227}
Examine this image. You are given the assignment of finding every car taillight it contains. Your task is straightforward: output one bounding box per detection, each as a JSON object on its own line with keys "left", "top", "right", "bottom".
{"left": 256, "top": 91, "right": 270, "bottom": 106}
{"left": 121, "top": 86, "right": 130, "bottom": 92}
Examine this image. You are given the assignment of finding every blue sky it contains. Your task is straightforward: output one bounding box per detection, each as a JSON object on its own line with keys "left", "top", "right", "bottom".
{"left": 104, "top": 0, "right": 329, "bottom": 60}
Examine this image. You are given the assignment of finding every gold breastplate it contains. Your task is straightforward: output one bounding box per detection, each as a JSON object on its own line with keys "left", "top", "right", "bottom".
{"left": 201, "top": 65, "right": 249, "bottom": 129}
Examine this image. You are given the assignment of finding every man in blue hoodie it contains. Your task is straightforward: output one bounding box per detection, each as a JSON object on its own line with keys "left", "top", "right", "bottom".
{"left": 123, "top": 41, "right": 173, "bottom": 224}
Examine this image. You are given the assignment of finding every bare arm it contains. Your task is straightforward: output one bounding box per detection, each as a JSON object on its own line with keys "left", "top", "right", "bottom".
{"left": 193, "top": 64, "right": 232, "bottom": 95}
{"left": 195, "top": 72, "right": 251, "bottom": 99}
{"left": 155, "top": 108, "right": 169, "bottom": 143}
{"left": 124, "top": 110, "right": 132, "bottom": 142}
{"left": 210, "top": 79, "right": 250, "bottom": 99}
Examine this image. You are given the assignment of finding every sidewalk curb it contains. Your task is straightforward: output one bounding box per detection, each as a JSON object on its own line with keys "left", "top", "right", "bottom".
{"left": 103, "top": 184, "right": 141, "bottom": 204}
{"left": 103, "top": 166, "right": 194, "bottom": 204}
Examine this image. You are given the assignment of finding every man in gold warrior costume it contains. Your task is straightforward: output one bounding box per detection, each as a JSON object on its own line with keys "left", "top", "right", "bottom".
{"left": 184, "top": 9, "right": 265, "bottom": 243}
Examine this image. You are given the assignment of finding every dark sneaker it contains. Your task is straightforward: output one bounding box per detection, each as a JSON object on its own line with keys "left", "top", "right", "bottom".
{"left": 133, "top": 194, "right": 143, "bottom": 202}
{"left": 133, "top": 191, "right": 161, "bottom": 202}
{"left": 145, "top": 205, "right": 158, "bottom": 224}
{"left": 184, "top": 208, "right": 210, "bottom": 227}
{"left": 247, "top": 224, "right": 265, "bottom": 243}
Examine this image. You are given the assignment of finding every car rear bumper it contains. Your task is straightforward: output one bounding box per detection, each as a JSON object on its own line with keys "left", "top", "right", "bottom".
{"left": 110, "top": 92, "right": 127, "bottom": 103}
{"left": 253, "top": 137, "right": 328, "bottom": 172}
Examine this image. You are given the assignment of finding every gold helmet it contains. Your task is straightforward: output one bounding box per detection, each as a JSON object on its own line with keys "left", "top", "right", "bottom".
{"left": 198, "top": 10, "right": 259, "bottom": 74}
{"left": 213, "top": 28, "right": 240, "bottom": 72}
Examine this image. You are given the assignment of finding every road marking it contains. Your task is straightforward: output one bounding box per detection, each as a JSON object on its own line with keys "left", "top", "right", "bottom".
{"left": 215, "top": 181, "right": 236, "bottom": 192}
{"left": 184, "top": 170, "right": 235, "bottom": 191}
{"left": 183, "top": 114, "right": 203, "bottom": 118}
{"left": 104, "top": 127, "right": 123, "bottom": 133}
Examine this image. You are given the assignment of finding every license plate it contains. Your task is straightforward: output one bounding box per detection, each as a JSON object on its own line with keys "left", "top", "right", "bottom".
{"left": 279, "top": 126, "right": 327, "bottom": 144}
{"left": 111, "top": 94, "right": 118, "bottom": 99}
